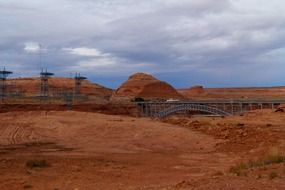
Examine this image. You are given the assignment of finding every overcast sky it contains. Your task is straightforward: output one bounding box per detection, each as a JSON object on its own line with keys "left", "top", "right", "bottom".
{"left": 1, "top": 0, "right": 285, "bottom": 88}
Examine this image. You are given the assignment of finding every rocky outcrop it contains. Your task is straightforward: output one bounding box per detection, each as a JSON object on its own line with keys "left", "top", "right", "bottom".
{"left": 111, "top": 73, "right": 183, "bottom": 101}
{"left": 178, "top": 85, "right": 205, "bottom": 98}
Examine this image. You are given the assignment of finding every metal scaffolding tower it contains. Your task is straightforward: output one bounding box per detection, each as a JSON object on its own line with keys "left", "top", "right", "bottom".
{"left": 40, "top": 69, "right": 54, "bottom": 101}
{"left": 63, "top": 91, "right": 73, "bottom": 109}
{"left": 74, "top": 73, "right": 87, "bottom": 99}
{"left": 0, "top": 68, "right": 13, "bottom": 103}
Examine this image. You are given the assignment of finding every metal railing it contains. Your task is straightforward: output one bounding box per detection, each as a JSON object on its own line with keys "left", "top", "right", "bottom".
{"left": 137, "top": 100, "right": 284, "bottom": 118}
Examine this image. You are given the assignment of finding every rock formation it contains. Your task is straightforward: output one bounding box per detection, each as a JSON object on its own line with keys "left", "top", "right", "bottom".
{"left": 111, "top": 72, "right": 183, "bottom": 101}
{"left": 178, "top": 85, "right": 205, "bottom": 98}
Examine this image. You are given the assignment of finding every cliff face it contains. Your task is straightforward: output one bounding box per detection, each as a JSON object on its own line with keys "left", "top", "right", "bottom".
{"left": 111, "top": 73, "right": 183, "bottom": 101}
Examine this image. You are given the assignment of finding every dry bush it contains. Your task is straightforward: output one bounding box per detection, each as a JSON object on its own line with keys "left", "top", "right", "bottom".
{"left": 236, "top": 123, "right": 245, "bottom": 127}
{"left": 230, "top": 148, "right": 285, "bottom": 176}
{"left": 26, "top": 159, "right": 49, "bottom": 169}
{"left": 23, "top": 184, "right": 33, "bottom": 189}
{"left": 229, "top": 162, "right": 247, "bottom": 176}
{"left": 269, "top": 171, "right": 278, "bottom": 179}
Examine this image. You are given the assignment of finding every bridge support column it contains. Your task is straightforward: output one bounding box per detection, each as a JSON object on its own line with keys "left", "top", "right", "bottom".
{"left": 142, "top": 104, "right": 145, "bottom": 116}
{"left": 139, "top": 104, "right": 143, "bottom": 117}
{"left": 145, "top": 104, "right": 149, "bottom": 117}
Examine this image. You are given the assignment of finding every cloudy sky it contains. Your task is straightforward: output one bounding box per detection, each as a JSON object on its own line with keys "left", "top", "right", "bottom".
{"left": 1, "top": 0, "right": 285, "bottom": 88}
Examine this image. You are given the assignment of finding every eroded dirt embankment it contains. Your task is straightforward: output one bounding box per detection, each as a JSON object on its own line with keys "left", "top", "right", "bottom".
{"left": 0, "top": 103, "right": 138, "bottom": 116}
{"left": 162, "top": 110, "right": 283, "bottom": 154}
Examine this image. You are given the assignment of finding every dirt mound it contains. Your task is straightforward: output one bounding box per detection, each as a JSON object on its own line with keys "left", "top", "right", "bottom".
{"left": 6, "top": 77, "right": 113, "bottom": 103}
{"left": 162, "top": 109, "right": 285, "bottom": 154}
{"left": 111, "top": 72, "right": 184, "bottom": 101}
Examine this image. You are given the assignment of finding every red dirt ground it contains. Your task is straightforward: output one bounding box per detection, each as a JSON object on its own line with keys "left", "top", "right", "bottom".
{"left": 0, "top": 110, "right": 285, "bottom": 189}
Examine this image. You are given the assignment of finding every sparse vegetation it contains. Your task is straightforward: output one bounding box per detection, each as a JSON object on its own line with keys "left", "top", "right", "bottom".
{"left": 236, "top": 123, "right": 245, "bottom": 127}
{"left": 26, "top": 159, "right": 49, "bottom": 169}
{"left": 230, "top": 148, "right": 285, "bottom": 176}
{"left": 229, "top": 162, "right": 248, "bottom": 176}
{"left": 269, "top": 171, "right": 278, "bottom": 179}
{"left": 257, "top": 174, "right": 262, "bottom": 179}
{"left": 23, "top": 184, "right": 33, "bottom": 189}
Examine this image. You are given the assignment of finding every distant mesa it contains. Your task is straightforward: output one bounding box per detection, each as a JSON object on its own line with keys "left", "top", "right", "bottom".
{"left": 177, "top": 85, "right": 205, "bottom": 99}
{"left": 187, "top": 85, "right": 205, "bottom": 94}
{"left": 111, "top": 72, "right": 184, "bottom": 101}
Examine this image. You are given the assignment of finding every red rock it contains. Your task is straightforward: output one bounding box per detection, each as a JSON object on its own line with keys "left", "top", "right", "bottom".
{"left": 111, "top": 72, "right": 184, "bottom": 101}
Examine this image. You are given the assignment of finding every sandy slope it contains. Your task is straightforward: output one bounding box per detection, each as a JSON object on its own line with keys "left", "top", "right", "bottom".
{"left": 0, "top": 111, "right": 216, "bottom": 153}
{"left": 0, "top": 111, "right": 224, "bottom": 190}
{"left": 0, "top": 110, "right": 284, "bottom": 189}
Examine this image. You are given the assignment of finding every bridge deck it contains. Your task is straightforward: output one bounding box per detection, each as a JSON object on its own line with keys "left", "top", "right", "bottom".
{"left": 137, "top": 100, "right": 285, "bottom": 118}
{"left": 138, "top": 100, "right": 285, "bottom": 104}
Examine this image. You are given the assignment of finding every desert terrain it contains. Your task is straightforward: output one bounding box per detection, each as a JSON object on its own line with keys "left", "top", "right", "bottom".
{"left": 179, "top": 86, "right": 285, "bottom": 101}
{"left": 0, "top": 109, "right": 285, "bottom": 190}
{"left": 0, "top": 73, "right": 285, "bottom": 190}
{"left": 2, "top": 0, "right": 284, "bottom": 189}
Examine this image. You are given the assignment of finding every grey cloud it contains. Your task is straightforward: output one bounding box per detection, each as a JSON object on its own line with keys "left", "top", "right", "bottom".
{"left": 0, "top": 0, "right": 285, "bottom": 87}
